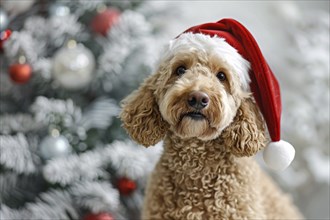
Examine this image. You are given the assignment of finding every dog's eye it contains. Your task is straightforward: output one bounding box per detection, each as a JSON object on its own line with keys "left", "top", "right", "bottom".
{"left": 217, "top": 72, "right": 227, "bottom": 81}
{"left": 176, "top": 66, "right": 186, "bottom": 76}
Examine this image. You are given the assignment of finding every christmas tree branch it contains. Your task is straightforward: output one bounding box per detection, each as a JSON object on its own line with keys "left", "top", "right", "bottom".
{"left": 0, "top": 133, "right": 36, "bottom": 174}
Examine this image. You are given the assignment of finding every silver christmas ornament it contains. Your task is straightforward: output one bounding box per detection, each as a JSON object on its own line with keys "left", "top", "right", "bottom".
{"left": 39, "top": 134, "right": 72, "bottom": 160}
{"left": 0, "top": 9, "right": 9, "bottom": 31}
{"left": 1, "top": 0, "right": 35, "bottom": 16}
{"left": 52, "top": 41, "right": 95, "bottom": 90}
{"left": 49, "top": 3, "right": 71, "bottom": 17}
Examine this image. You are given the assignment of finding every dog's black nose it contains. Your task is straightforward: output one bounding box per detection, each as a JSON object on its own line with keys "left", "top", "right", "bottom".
{"left": 188, "top": 91, "right": 209, "bottom": 110}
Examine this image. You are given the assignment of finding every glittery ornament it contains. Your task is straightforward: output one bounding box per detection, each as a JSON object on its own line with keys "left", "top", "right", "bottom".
{"left": 52, "top": 41, "right": 95, "bottom": 90}
{"left": 90, "top": 7, "right": 120, "bottom": 36}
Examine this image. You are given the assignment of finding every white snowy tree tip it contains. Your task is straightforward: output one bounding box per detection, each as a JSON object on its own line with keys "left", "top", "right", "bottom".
{"left": 263, "top": 140, "right": 295, "bottom": 171}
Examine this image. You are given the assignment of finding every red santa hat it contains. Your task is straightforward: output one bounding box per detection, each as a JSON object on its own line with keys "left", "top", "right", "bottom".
{"left": 180, "top": 18, "right": 295, "bottom": 171}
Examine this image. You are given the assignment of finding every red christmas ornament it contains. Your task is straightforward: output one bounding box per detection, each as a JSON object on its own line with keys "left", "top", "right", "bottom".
{"left": 90, "top": 8, "right": 120, "bottom": 36}
{"left": 0, "top": 29, "right": 12, "bottom": 52}
{"left": 82, "top": 212, "right": 114, "bottom": 220}
{"left": 9, "top": 63, "right": 32, "bottom": 84}
{"left": 117, "top": 177, "right": 137, "bottom": 196}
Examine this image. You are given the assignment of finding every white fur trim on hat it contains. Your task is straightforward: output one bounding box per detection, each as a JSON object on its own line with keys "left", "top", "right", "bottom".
{"left": 166, "top": 33, "right": 251, "bottom": 91}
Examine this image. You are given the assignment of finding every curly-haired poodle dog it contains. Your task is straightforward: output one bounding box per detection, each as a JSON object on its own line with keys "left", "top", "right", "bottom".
{"left": 121, "top": 20, "right": 302, "bottom": 219}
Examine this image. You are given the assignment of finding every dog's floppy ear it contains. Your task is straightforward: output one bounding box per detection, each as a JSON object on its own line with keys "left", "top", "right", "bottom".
{"left": 120, "top": 74, "right": 168, "bottom": 147}
{"left": 221, "top": 98, "right": 266, "bottom": 157}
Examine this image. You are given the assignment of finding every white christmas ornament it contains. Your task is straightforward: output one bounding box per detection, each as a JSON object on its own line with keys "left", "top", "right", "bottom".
{"left": 0, "top": 9, "right": 9, "bottom": 31}
{"left": 49, "top": 3, "right": 71, "bottom": 17}
{"left": 39, "top": 134, "right": 72, "bottom": 160}
{"left": 1, "top": 0, "right": 35, "bottom": 16}
{"left": 52, "top": 42, "right": 95, "bottom": 90}
{"left": 263, "top": 140, "right": 295, "bottom": 171}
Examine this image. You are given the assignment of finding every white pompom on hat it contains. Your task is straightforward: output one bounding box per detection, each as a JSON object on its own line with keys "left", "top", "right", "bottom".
{"left": 180, "top": 18, "right": 295, "bottom": 171}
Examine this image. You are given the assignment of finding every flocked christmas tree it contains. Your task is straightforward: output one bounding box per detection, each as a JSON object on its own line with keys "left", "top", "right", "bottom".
{"left": 0, "top": 1, "right": 172, "bottom": 219}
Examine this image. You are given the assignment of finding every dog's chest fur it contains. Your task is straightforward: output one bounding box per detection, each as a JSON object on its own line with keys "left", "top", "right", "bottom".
{"left": 142, "top": 133, "right": 266, "bottom": 220}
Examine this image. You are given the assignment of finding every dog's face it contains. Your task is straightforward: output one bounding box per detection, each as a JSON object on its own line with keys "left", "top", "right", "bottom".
{"left": 155, "top": 33, "right": 250, "bottom": 140}
{"left": 121, "top": 33, "right": 265, "bottom": 156}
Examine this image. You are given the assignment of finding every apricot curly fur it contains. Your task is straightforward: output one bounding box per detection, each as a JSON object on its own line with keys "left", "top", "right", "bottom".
{"left": 120, "top": 75, "right": 169, "bottom": 147}
{"left": 221, "top": 98, "right": 266, "bottom": 157}
{"left": 120, "top": 33, "right": 303, "bottom": 220}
